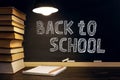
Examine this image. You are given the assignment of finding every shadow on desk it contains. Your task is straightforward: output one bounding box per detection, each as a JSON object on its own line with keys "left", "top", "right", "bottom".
{"left": 1, "top": 67, "right": 120, "bottom": 80}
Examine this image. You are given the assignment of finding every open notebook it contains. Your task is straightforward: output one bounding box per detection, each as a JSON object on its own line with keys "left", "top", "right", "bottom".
{"left": 23, "top": 66, "right": 67, "bottom": 76}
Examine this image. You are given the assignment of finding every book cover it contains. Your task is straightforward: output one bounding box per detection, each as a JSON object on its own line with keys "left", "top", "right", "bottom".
{"left": 0, "top": 32, "right": 23, "bottom": 40}
{"left": 0, "top": 48, "right": 24, "bottom": 54}
{"left": 0, "top": 7, "right": 26, "bottom": 20}
{"left": 0, "top": 40, "right": 23, "bottom": 48}
{"left": 0, "top": 52, "right": 24, "bottom": 62}
{"left": 23, "top": 66, "right": 67, "bottom": 76}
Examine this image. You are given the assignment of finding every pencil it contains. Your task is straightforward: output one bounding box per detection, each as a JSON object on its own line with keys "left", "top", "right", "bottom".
{"left": 48, "top": 66, "right": 64, "bottom": 74}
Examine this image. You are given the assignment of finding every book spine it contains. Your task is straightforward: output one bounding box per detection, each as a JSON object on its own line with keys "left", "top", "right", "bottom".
{"left": 0, "top": 52, "right": 24, "bottom": 62}
{"left": 0, "top": 26, "right": 24, "bottom": 34}
{"left": 0, "top": 40, "right": 23, "bottom": 48}
{"left": 0, "top": 32, "right": 23, "bottom": 40}
{"left": 0, "top": 20, "right": 25, "bottom": 29}
{"left": 0, "top": 48, "right": 24, "bottom": 54}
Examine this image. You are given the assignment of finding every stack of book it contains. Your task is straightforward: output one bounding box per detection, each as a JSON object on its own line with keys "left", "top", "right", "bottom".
{"left": 0, "top": 7, "right": 26, "bottom": 74}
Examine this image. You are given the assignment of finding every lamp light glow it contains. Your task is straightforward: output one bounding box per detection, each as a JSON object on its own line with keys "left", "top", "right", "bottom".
{"left": 32, "top": 6, "right": 58, "bottom": 16}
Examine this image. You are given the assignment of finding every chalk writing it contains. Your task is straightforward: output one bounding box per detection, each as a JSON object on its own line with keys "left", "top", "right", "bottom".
{"left": 36, "top": 20, "right": 105, "bottom": 54}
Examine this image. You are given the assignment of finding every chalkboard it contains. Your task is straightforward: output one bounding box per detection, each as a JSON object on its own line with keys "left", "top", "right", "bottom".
{"left": 23, "top": 0, "right": 120, "bottom": 62}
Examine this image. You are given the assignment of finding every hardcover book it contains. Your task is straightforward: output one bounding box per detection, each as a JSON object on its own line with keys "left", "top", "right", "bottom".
{"left": 0, "top": 40, "right": 23, "bottom": 48}
{"left": 0, "top": 7, "right": 26, "bottom": 20}
{"left": 0, "top": 48, "right": 23, "bottom": 54}
{"left": 0, "top": 59, "right": 25, "bottom": 74}
{"left": 0, "top": 52, "right": 24, "bottom": 62}
{"left": 0, "top": 15, "right": 24, "bottom": 25}
{"left": 0, "top": 26, "right": 24, "bottom": 34}
{"left": 0, "top": 32, "right": 23, "bottom": 40}
{"left": 0, "top": 20, "right": 24, "bottom": 29}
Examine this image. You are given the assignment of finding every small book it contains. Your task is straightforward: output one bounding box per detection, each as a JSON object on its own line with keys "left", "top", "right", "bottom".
{"left": 0, "top": 48, "right": 23, "bottom": 54}
{"left": 0, "top": 7, "right": 26, "bottom": 20}
{"left": 0, "top": 26, "right": 24, "bottom": 34}
{"left": 0, "top": 59, "right": 25, "bottom": 74}
{"left": 0, "top": 15, "right": 24, "bottom": 25}
{"left": 0, "top": 40, "right": 23, "bottom": 48}
{"left": 0, "top": 20, "right": 24, "bottom": 29}
{"left": 23, "top": 66, "right": 67, "bottom": 76}
{"left": 0, "top": 52, "right": 24, "bottom": 62}
{"left": 0, "top": 32, "right": 23, "bottom": 40}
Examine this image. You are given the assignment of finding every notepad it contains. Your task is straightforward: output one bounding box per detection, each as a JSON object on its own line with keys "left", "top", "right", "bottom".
{"left": 23, "top": 66, "right": 67, "bottom": 76}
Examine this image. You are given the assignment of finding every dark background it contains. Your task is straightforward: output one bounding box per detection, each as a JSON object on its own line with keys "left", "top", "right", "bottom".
{"left": 0, "top": 0, "right": 120, "bottom": 62}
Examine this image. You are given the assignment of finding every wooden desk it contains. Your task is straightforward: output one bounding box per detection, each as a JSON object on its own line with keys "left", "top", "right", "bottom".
{"left": 1, "top": 67, "right": 120, "bottom": 80}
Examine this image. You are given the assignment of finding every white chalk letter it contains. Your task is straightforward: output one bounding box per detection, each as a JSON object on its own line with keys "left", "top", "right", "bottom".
{"left": 64, "top": 20, "right": 74, "bottom": 35}
{"left": 50, "top": 37, "right": 58, "bottom": 52}
{"left": 46, "top": 21, "right": 54, "bottom": 34}
{"left": 68, "top": 38, "right": 77, "bottom": 52}
{"left": 87, "top": 38, "right": 96, "bottom": 53}
{"left": 97, "top": 39, "right": 105, "bottom": 53}
{"left": 78, "top": 38, "right": 87, "bottom": 53}
{"left": 78, "top": 20, "right": 86, "bottom": 36}
{"left": 55, "top": 20, "right": 63, "bottom": 35}
{"left": 36, "top": 20, "right": 45, "bottom": 35}
{"left": 59, "top": 37, "right": 67, "bottom": 52}
{"left": 87, "top": 20, "right": 97, "bottom": 36}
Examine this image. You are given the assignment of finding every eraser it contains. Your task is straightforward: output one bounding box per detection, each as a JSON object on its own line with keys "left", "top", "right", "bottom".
{"left": 93, "top": 60, "right": 102, "bottom": 62}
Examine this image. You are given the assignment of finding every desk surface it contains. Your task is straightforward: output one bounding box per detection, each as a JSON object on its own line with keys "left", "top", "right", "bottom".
{"left": 1, "top": 67, "right": 120, "bottom": 80}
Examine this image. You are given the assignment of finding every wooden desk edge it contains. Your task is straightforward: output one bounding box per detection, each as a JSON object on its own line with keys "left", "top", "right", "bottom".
{"left": 24, "top": 62, "right": 120, "bottom": 67}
